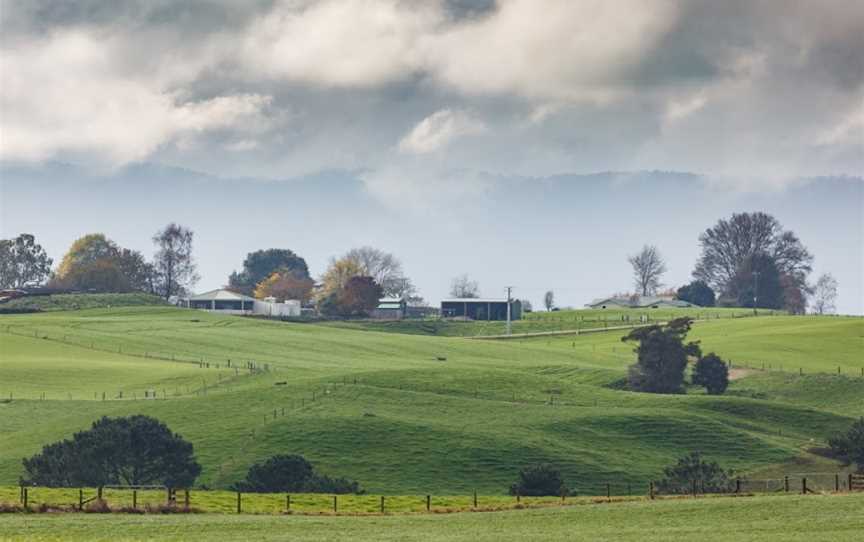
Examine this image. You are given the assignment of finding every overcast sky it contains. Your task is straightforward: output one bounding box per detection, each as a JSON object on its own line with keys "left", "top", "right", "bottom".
{"left": 1, "top": 1, "right": 862, "bottom": 312}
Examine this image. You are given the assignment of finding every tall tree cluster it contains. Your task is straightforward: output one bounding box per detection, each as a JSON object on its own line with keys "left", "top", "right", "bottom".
{"left": 229, "top": 249, "right": 310, "bottom": 296}
{"left": 693, "top": 212, "right": 813, "bottom": 312}
{"left": 0, "top": 234, "right": 53, "bottom": 289}
{"left": 22, "top": 416, "right": 201, "bottom": 488}
{"left": 51, "top": 233, "right": 156, "bottom": 293}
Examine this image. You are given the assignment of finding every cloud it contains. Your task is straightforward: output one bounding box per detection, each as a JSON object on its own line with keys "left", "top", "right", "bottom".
{"left": 398, "top": 109, "right": 486, "bottom": 154}
{"left": 0, "top": 0, "right": 862, "bottom": 182}
{"left": 664, "top": 92, "right": 708, "bottom": 123}
{"left": 0, "top": 30, "right": 272, "bottom": 164}
{"left": 241, "top": 0, "right": 437, "bottom": 87}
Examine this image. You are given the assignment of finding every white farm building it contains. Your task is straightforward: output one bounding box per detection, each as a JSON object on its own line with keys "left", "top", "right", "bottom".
{"left": 186, "top": 289, "right": 301, "bottom": 317}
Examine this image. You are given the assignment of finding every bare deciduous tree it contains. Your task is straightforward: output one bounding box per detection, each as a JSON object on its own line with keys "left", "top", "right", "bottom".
{"left": 152, "top": 223, "right": 199, "bottom": 299}
{"left": 343, "top": 246, "right": 415, "bottom": 299}
{"left": 544, "top": 290, "right": 555, "bottom": 311}
{"left": 450, "top": 274, "right": 479, "bottom": 298}
{"left": 811, "top": 273, "right": 838, "bottom": 315}
{"left": 629, "top": 245, "right": 667, "bottom": 296}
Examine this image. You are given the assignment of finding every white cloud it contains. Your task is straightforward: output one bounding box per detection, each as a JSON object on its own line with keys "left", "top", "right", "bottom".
{"left": 398, "top": 109, "right": 486, "bottom": 154}
{"left": 664, "top": 92, "right": 708, "bottom": 124}
{"left": 0, "top": 31, "right": 272, "bottom": 164}
{"left": 426, "top": 0, "right": 677, "bottom": 101}
{"left": 242, "top": 0, "right": 436, "bottom": 87}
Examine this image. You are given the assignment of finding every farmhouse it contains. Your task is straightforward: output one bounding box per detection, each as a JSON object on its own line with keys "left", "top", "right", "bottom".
{"left": 440, "top": 298, "right": 522, "bottom": 321}
{"left": 186, "top": 289, "right": 301, "bottom": 317}
{"left": 587, "top": 295, "right": 696, "bottom": 309}
{"left": 370, "top": 298, "right": 407, "bottom": 319}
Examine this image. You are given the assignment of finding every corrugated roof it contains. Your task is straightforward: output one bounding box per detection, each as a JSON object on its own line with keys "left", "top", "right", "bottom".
{"left": 188, "top": 289, "right": 257, "bottom": 302}
{"left": 440, "top": 298, "right": 516, "bottom": 303}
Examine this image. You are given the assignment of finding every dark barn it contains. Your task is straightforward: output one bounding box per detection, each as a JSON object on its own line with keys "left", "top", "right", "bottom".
{"left": 440, "top": 299, "right": 522, "bottom": 321}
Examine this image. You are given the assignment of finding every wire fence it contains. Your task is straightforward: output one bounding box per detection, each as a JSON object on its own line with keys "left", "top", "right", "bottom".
{"left": 5, "top": 473, "right": 862, "bottom": 515}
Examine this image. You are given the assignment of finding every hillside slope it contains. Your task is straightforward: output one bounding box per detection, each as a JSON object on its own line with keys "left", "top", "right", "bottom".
{"left": 0, "top": 308, "right": 860, "bottom": 494}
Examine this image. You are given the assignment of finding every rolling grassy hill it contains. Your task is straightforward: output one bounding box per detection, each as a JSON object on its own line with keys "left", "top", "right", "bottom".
{"left": 321, "top": 307, "right": 768, "bottom": 337}
{"left": 0, "top": 306, "right": 861, "bottom": 496}
{"left": 2, "top": 493, "right": 862, "bottom": 542}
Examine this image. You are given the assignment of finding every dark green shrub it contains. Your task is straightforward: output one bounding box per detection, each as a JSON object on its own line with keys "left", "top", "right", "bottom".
{"left": 692, "top": 353, "right": 729, "bottom": 395}
{"left": 509, "top": 464, "right": 568, "bottom": 496}
{"left": 234, "top": 454, "right": 363, "bottom": 494}
{"left": 656, "top": 452, "right": 734, "bottom": 494}
{"left": 828, "top": 418, "right": 864, "bottom": 473}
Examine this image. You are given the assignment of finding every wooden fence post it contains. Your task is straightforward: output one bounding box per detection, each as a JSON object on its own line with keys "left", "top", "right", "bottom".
{"left": 133, "top": 489, "right": 137, "bottom": 509}
{"left": 98, "top": 486, "right": 103, "bottom": 501}
{"left": 801, "top": 478, "right": 807, "bottom": 495}
{"left": 473, "top": 490, "right": 478, "bottom": 508}
{"left": 784, "top": 476, "right": 789, "bottom": 492}
{"left": 606, "top": 483, "right": 611, "bottom": 499}
{"left": 79, "top": 489, "right": 84, "bottom": 510}
{"left": 691, "top": 479, "right": 697, "bottom": 496}
{"left": 736, "top": 479, "right": 741, "bottom": 494}
{"left": 236, "top": 491, "right": 241, "bottom": 513}
{"left": 380, "top": 496, "right": 385, "bottom": 513}
{"left": 23, "top": 488, "right": 28, "bottom": 510}
{"left": 426, "top": 495, "right": 431, "bottom": 511}
{"left": 184, "top": 489, "right": 190, "bottom": 508}
{"left": 286, "top": 494, "right": 291, "bottom": 511}
{"left": 333, "top": 495, "right": 337, "bottom": 512}
{"left": 835, "top": 474, "right": 840, "bottom": 492}
{"left": 649, "top": 481, "right": 655, "bottom": 500}
{"left": 849, "top": 474, "right": 854, "bottom": 492}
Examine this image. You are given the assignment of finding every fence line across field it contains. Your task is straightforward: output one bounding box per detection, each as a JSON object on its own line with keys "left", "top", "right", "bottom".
{"left": 11, "top": 473, "right": 863, "bottom": 515}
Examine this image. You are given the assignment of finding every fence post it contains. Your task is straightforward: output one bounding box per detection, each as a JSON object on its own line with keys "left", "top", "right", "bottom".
{"left": 333, "top": 495, "right": 337, "bottom": 512}
{"left": 184, "top": 489, "right": 190, "bottom": 508}
{"left": 649, "top": 481, "right": 655, "bottom": 500}
{"left": 98, "top": 486, "right": 103, "bottom": 501}
{"left": 286, "top": 494, "right": 291, "bottom": 511}
{"left": 79, "top": 488, "right": 84, "bottom": 510}
{"left": 736, "top": 479, "right": 741, "bottom": 494}
{"left": 691, "top": 479, "right": 697, "bottom": 496}
{"left": 473, "top": 490, "right": 478, "bottom": 508}
{"left": 380, "top": 495, "right": 385, "bottom": 513}
{"left": 835, "top": 474, "right": 840, "bottom": 492}
{"left": 426, "top": 495, "right": 431, "bottom": 511}
{"left": 606, "top": 483, "right": 611, "bottom": 499}
{"left": 133, "top": 489, "right": 137, "bottom": 509}
{"left": 23, "top": 488, "right": 28, "bottom": 510}
{"left": 237, "top": 491, "right": 242, "bottom": 513}
{"left": 784, "top": 476, "right": 789, "bottom": 492}
{"left": 801, "top": 478, "right": 807, "bottom": 495}
{"left": 849, "top": 474, "right": 854, "bottom": 492}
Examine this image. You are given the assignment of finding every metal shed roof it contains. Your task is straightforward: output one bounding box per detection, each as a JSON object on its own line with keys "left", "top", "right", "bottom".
{"left": 188, "top": 289, "right": 257, "bottom": 302}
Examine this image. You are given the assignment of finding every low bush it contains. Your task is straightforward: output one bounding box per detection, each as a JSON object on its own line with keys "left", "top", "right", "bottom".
{"left": 509, "top": 464, "right": 569, "bottom": 497}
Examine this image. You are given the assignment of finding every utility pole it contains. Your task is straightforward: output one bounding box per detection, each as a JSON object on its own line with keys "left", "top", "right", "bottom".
{"left": 505, "top": 286, "right": 513, "bottom": 336}
{"left": 752, "top": 270, "right": 760, "bottom": 316}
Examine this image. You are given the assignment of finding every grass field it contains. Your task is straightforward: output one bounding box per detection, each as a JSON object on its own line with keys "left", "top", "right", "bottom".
{"left": 1, "top": 493, "right": 862, "bottom": 541}
{"left": 0, "top": 293, "right": 165, "bottom": 313}
{"left": 321, "top": 307, "right": 770, "bottom": 337}
{"left": 0, "top": 305, "right": 861, "bottom": 497}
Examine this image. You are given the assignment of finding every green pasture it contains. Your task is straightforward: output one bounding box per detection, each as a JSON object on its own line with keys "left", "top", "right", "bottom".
{"left": 0, "top": 305, "right": 861, "bottom": 496}
{"left": 0, "top": 493, "right": 861, "bottom": 542}
{"left": 322, "top": 306, "right": 765, "bottom": 337}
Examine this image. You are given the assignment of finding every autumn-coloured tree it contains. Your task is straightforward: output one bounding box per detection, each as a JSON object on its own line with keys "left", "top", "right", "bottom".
{"left": 337, "top": 276, "right": 383, "bottom": 317}
{"left": 318, "top": 258, "right": 364, "bottom": 299}
{"left": 229, "top": 249, "right": 310, "bottom": 296}
{"left": 253, "top": 272, "right": 314, "bottom": 302}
